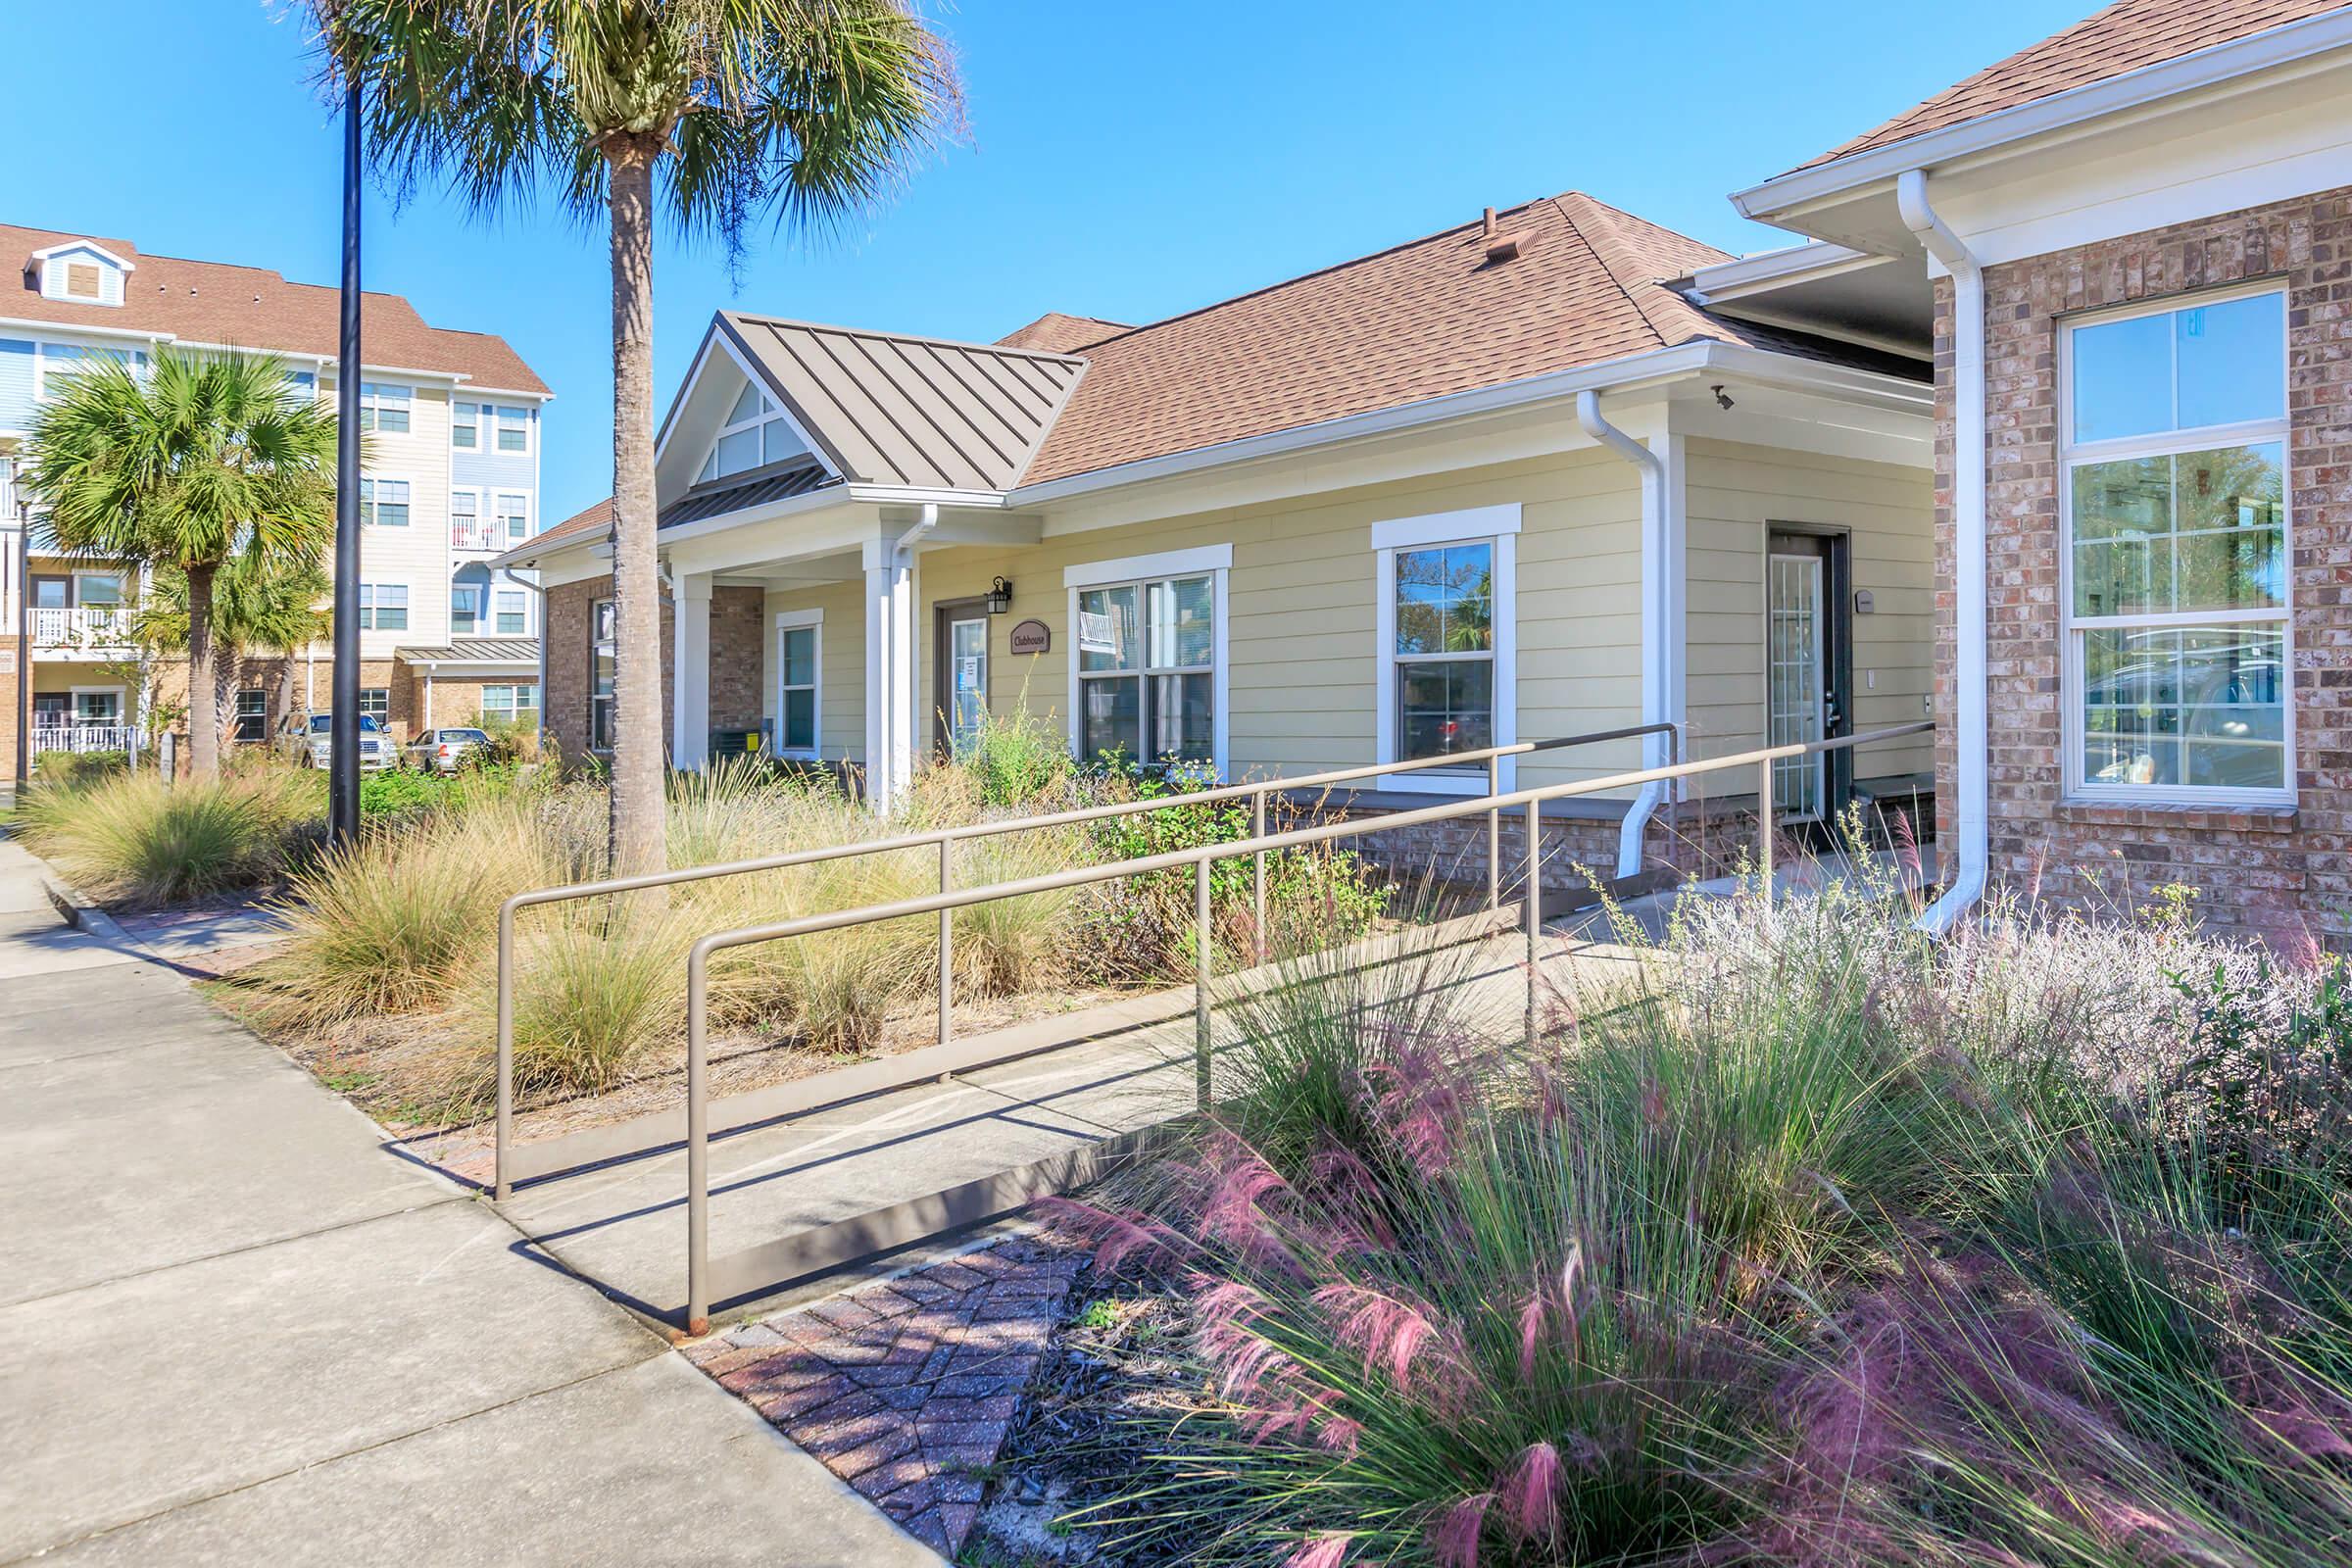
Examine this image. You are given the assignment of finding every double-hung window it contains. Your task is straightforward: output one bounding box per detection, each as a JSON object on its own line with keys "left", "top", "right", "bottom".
{"left": 775, "top": 611, "right": 821, "bottom": 757}
{"left": 358, "top": 582, "right": 408, "bottom": 631}
{"left": 495, "top": 406, "right": 530, "bottom": 454}
{"left": 451, "top": 489, "right": 484, "bottom": 550}
{"left": 358, "top": 382, "right": 411, "bottom": 433}
{"left": 451, "top": 585, "right": 481, "bottom": 635}
{"left": 234, "top": 689, "right": 268, "bottom": 743}
{"left": 1374, "top": 507, "right": 1518, "bottom": 787}
{"left": 591, "top": 598, "right": 617, "bottom": 750}
{"left": 361, "top": 478, "right": 411, "bottom": 527}
{"left": 358, "top": 688, "right": 390, "bottom": 720}
{"left": 1070, "top": 549, "right": 1226, "bottom": 768}
{"left": 2063, "top": 285, "right": 2290, "bottom": 803}
{"left": 495, "top": 590, "right": 527, "bottom": 635}
{"left": 451, "top": 402, "right": 478, "bottom": 450}
{"left": 482, "top": 683, "right": 538, "bottom": 720}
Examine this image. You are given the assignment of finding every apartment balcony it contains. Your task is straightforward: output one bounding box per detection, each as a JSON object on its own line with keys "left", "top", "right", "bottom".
{"left": 453, "top": 519, "right": 514, "bottom": 554}
{"left": 28, "top": 605, "right": 137, "bottom": 652}
{"left": 31, "top": 722, "right": 143, "bottom": 758}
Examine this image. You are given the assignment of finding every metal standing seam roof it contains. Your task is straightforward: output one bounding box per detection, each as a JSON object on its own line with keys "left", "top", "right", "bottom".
{"left": 660, "top": 459, "right": 840, "bottom": 527}
{"left": 392, "top": 638, "right": 542, "bottom": 664}
{"left": 718, "top": 313, "right": 1087, "bottom": 491}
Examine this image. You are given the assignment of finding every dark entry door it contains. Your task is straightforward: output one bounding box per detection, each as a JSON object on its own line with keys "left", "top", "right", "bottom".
{"left": 1766, "top": 528, "right": 1854, "bottom": 822}
{"left": 932, "top": 601, "right": 990, "bottom": 755}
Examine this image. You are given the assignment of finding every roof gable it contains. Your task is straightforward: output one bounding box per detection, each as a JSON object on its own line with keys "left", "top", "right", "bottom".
{"left": 720, "top": 313, "right": 1087, "bottom": 491}
{"left": 1796, "top": 0, "right": 2349, "bottom": 172}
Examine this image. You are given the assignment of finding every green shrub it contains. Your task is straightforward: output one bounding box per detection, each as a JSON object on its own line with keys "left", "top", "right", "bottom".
{"left": 18, "top": 769, "right": 313, "bottom": 906}
{"left": 950, "top": 703, "right": 1072, "bottom": 808}
{"left": 33, "top": 749, "right": 130, "bottom": 788}
{"left": 360, "top": 767, "right": 445, "bottom": 819}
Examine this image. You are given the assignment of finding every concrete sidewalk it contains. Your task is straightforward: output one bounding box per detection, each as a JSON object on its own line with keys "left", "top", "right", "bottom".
{"left": 0, "top": 838, "right": 940, "bottom": 1567}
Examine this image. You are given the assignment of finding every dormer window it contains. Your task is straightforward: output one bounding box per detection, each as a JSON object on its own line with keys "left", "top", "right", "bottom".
{"left": 697, "top": 379, "right": 800, "bottom": 483}
{"left": 30, "top": 241, "right": 133, "bottom": 307}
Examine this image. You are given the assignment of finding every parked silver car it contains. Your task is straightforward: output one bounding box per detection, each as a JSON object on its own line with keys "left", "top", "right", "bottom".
{"left": 301, "top": 712, "right": 394, "bottom": 772}
{"left": 404, "top": 727, "right": 493, "bottom": 774}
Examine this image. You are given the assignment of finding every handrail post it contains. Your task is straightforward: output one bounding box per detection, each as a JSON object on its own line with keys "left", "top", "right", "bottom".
{"left": 685, "top": 942, "right": 711, "bottom": 1337}
{"left": 494, "top": 898, "right": 515, "bottom": 1201}
{"left": 1524, "top": 797, "right": 1542, "bottom": 1047}
{"left": 937, "top": 838, "right": 954, "bottom": 1048}
{"left": 1487, "top": 754, "right": 1502, "bottom": 911}
{"left": 1250, "top": 788, "right": 1268, "bottom": 965}
{"left": 1195, "top": 858, "right": 1213, "bottom": 1111}
{"left": 1757, "top": 756, "right": 1776, "bottom": 904}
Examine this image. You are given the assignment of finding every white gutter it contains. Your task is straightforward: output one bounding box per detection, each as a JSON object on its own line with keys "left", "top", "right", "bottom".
{"left": 1897, "top": 170, "right": 1986, "bottom": 937}
{"left": 1574, "top": 389, "right": 1676, "bottom": 882}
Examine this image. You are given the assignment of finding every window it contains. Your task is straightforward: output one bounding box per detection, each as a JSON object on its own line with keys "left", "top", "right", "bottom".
{"left": 34, "top": 341, "right": 135, "bottom": 399}
{"left": 358, "top": 382, "right": 411, "bottom": 433}
{"left": 74, "top": 689, "right": 122, "bottom": 723}
{"left": 495, "top": 406, "right": 530, "bottom": 454}
{"left": 452, "top": 402, "right": 478, "bottom": 450}
{"left": 1067, "top": 547, "right": 1228, "bottom": 768}
{"left": 358, "top": 582, "right": 409, "bottom": 631}
{"left": 776, "top": 612, "right": 820, "bottom": 756}
{"left": 481, "top": 683, "right": 538, "bottom": 719}
{"left": 358, "top": 688, "right": 390, "bottom": 720}
{"left": 451, "top": 489, "right": 483, "bottom": 549}
{"left": 234, "top": 689, "right": 268, "bottom": 744}
{"left": 495, "top": 590, "right": 527, "bottom": 635}
{"left": 495, "top": 492, "right": 529, "bottom": 543}
{"left": 591, "top": 598, "right": 617, "bottom": 750}
{"left": 2063, "top": 286, "right": 2289, "bottom": 803}
{"left": 360, "top": 478, "right": 411, "bottom": 527}
{"left": 1374, "top": 507, "right": 1519, "bottom": 790}
{"left": 451, "top": 585, "right": 481, "bottom": 635}
{"left": 696, "top": 379, "right": 798, "bottom": 483}
{"left": 74, "top": 573, "right": 122, "bottom": 607}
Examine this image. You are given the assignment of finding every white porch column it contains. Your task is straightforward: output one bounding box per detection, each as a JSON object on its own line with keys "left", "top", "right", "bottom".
{"left": 859, "top": 520, "right": 929, "bottom": 810}
{"left": 670, "top": 571, "right": 712, "bottom": 770}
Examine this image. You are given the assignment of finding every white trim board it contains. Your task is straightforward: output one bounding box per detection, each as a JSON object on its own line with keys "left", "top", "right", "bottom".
{"left": 1062, "top": 543, "right": 1234, "bottom": 589}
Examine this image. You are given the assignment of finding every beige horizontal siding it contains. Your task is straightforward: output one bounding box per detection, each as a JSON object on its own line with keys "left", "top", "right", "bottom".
{"left": 1683, "top": 438, "right": 1934, "bottom": 787}
{"left": 762, "top": 578, "right": 867, "bottom": 764}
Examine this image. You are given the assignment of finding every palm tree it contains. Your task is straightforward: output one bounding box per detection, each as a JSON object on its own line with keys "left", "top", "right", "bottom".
{"left": 23, "top": 347, "right": 339, "bottom": 780}
{"left": 136, "top": 554, "right": 334, "bottom": 755}
{"left": 316, "top": 0, "right": 961, "bottom": 877}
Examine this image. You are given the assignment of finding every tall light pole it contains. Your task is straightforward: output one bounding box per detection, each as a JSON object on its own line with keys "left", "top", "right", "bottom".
{"left": 10, "top": 458, "right": 27, "bottom": 801}
{"left": 329, "top": 60, "right": 364, "bottom": 845}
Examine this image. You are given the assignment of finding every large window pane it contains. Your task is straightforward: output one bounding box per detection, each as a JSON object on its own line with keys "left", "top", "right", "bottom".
{"left": 1396, "top": 543, "right": 1493, "bottom": 654}
{"left": 1148, "top": 576, "right": 1214, "bottom": 668}
{"left": 1150, "top": 673, "right": 1213, "bottom": 760}
{"left": 782, "top": 689, "right": 816, "bottom": 751}
{"left": 1077, "top": 585, "right": 1140, "bottom": 673}
{"left": 2072, "top": 444, "right": 2283, "bottom": 616}
{"left": 2176, "top": 292, "right": 2284, "bottom": 430}
{"left": 1397, "top": 660, "right": 1494, "bottom": 760}
{"left": 1081, "top": 675, "right": 1140, "bottom": 761}
{"left": 781, "top": 627, "right": 815, "bottom": 687}
{"left": 2082, "top": 625, "right": 2283, "bottom": 791}
{"left": 2072, "top": 312, "right": 2173, "bottom": 443}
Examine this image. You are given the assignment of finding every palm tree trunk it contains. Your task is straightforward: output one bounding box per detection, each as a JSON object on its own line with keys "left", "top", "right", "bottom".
{"left": 185, "top": 563, "right": 220, "bottom": 781}
{"left": 605, "top": 138, "right": 668, "bottom": 879}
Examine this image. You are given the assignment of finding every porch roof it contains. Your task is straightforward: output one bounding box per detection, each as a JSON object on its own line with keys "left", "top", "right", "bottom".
{"left": 393, "top": 638, "right": 541, "bottom": 668}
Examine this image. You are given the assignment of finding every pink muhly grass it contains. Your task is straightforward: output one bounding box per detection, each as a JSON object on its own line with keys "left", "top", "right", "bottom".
{"left": 1429, "top": 1492, "right": 1494, "bottom": 1568}
{"left": 1499, "top": 1441, "right": 1564, "bottom": 1543}
{"left": 1314, "top": 1281, "right": 1446, "bottom": 1393}
{"left": 1362, "top": 1039, "right": 1469, "bottom": 1170}
{"left": 1282, "top": 1531, "right": 1353, "bottom": 1568}
{"left": 1518, "top": 1285, "right": 1546, "bottom": 1380}
{"left": 1314, "top": 1413, "right": 1362, "bottom": 1457}
{"left": 1031, "top": 1196, "right": 1185, "bottom": 1274}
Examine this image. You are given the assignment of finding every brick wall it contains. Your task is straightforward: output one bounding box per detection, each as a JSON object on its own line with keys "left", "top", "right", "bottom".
{"left": 541, "top": 574, "right": 769, "bottom": 762}
{"left": 544, "top": 578, "right": 597, "bottom": 760}
{"left": 1942, "top": 187, "right": 2352, "bottom": 948}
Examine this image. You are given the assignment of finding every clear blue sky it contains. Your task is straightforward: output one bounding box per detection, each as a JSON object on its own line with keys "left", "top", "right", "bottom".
{"left": 0, "top": 1, "right": 2089, "bottom": 524}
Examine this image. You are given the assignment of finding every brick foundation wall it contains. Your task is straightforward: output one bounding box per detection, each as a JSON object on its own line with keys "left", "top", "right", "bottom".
{"left": 1945, "top": 187, "right": 2352, "bottom": 949}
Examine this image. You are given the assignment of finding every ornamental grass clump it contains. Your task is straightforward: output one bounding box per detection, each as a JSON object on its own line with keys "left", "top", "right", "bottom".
{"left": 19, "top": 767, "right": 314, "bottom": 906}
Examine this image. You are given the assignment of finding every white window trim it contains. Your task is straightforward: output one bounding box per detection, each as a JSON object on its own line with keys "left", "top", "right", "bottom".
{"left": 699, "top": 378, "right": 799, "bottom": 483}
{"left": 1374, "top": 514, "right": 1517, "bottom": 796}
{"left": 449, "top": 580, "right": 484, "bottom": 636}
{"left": 493, "top": 490, "right": 533, "bottom": 545}
{"left": 1061, "top": 545, "right": 1232, "bottom": 775}
{"left": 72, "top": 569, "right": 124, "bottom": 604}
{"left": 493, "top": 586, "right": 529, "bottom": 636}
{"left": 361, "top": 475, "right": 416, "bottom": 529}
{"left": 451, "top": 401, "right": 480, "bottom": 451}
{"left": 449, "top": 484, "right": 487, "bottom": 550}
{"left": 69, "top": 684, "right": 125, "bottom": 722}
{"left": 774, "top": 608, "right": 824, "bottom": 759}
{"left": 2057, "top": 281, "right": 2294, "bottom": 808}
{"left": 491, "top": 405, "right": 534, "bottom": 457}
{"left": 358, "top": 380, "right": 413, "bottom": 434}
{"left": 358, "top": 581, "right": 411, "bottom": 632}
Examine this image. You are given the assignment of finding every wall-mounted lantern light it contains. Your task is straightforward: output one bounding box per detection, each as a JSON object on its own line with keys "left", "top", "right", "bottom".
{"left": 987, "top": 576, "right": 1014, "bottom": 614}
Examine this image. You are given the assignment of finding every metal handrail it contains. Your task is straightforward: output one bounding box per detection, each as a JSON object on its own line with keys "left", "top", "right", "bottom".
{"left": 491, "top": 720, "right": 1679, "bottom": 1198}
{"left": 672, "top": 719, "right": 1933, "bottom": 1330}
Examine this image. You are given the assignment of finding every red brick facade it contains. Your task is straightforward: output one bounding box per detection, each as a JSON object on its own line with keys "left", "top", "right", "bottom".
{"left": 1938, "top": 187, "right": 2352, "bottom": 949}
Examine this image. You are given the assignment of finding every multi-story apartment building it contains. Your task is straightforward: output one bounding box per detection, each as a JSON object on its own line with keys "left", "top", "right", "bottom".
{"left": 0, "top": 224, "right": 552, "bottom": 778}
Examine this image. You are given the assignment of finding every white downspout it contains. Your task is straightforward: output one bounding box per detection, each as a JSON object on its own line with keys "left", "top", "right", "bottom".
{"left": 1898, "top": 169, "right": 1988, "bottom": 936}
{"left": 1575, "top": 389, "right": 1675, "bottom": 881}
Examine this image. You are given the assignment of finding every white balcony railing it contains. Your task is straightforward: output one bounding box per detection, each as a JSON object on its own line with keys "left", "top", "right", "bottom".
{"left": 453, "top": 518, "right": 504, "bottom": 553}
{"left": 31, "top": 723, "right": 141, "bottom": 757}
{"left": 30, "top": 605, "right": 135, "bottom": 646}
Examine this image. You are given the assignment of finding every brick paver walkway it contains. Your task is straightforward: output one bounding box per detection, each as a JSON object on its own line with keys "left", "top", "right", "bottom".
{"left": 685, "top": 1237, "right": 1083, "bottom": 1556}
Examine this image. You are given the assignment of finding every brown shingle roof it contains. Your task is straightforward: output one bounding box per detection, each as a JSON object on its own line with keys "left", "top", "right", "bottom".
{"left": 1, "top": 223, "right": 548, "bottom": 392}
{"left": 525, "top": 495, "right": 612, "bottom": 555}
{"left": 995, "top": 312, "right": 1131, "bottom": 354}
{"left": 1797, "top": 0, "right": 2348, "bottom": 172}
{"left": 1018, "top": 192, "right": 1894, "bottom": 486}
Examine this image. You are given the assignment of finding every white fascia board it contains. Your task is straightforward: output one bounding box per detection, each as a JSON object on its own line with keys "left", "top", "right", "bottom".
{"left": 655, "top": 485, "right": 857, "bottom": 551}
{"left": 1732, "top": 10, "right": 2352, "bottom": 222}
{"left": 0, "top": 316, "right": 168, "bottom": 345}
{"left": 29, "top": 241, "right": 136, "bottom": 270}
{"left": 1679, "top": 241, "right": 1884, "bottom": 302}
{"left": 466, "top": 385, "right": 554, "bottom": 404}
{"left": 404, "top": 657, "right": 540, "bottom": 673}
{"left": 843, "top": 484, "right": 1008, "bottom": 509}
